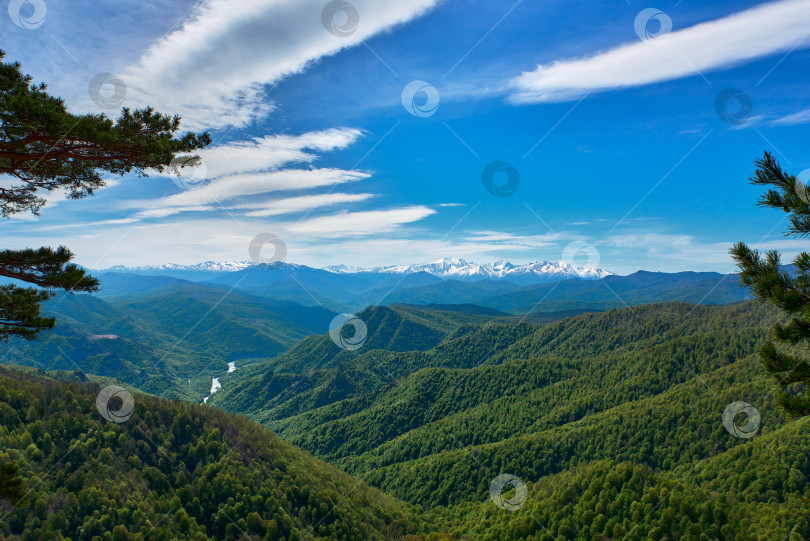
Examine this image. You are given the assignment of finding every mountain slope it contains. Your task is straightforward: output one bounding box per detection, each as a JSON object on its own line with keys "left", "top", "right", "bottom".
{"left": 95, "top": 261, "right": 753, "bottom": 315}
{"left": 301, "top": 269, "right": 749, "bottom": 314}
{"left": 247, "top": 303, "right": 508, "bottom": 375}
{"left": 3, "top": 297, "right": 808, "bottom": 540}
{"left": 113, "top": 283, "right": 336, "bottom": 360}
{"left": 2, "top": 285, "right": 336, "bottom": 400}
{"left": 0, "top": 366, "right": 422, "bottom": 540}
{"left": 436, "top": 420, "right": 810, "bottom": 540}
{"left": 212, "top": 299, "right": 809, "bottom": 540}
{"left": 93, "top": 272, "right": 198, "bottom": 299}
{"left": 233, "top": 302, "right": 776, "bottom": 474}
{"left": 479, "top": 270, "right": 751, "bottom": 312}
{"left": 207, "top": 304, "right": 523, "bottom": 423}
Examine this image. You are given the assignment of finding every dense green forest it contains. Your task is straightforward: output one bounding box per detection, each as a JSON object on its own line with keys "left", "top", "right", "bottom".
{"left": 212, "top": 300, "right": 809, "bottom": 539}
{"left": 0, "top": 366, "right": 421, "bottom": 540}
{"left": 2, "top": 300, "right": 808, "bottom": 540}
{"left": 1, "top": 284, "right": 336, "bottom": 400}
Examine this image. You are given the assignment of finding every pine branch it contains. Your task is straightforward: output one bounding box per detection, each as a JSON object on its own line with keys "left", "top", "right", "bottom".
{"left": 732, "top": 152, "right": 810, "bottom": 417}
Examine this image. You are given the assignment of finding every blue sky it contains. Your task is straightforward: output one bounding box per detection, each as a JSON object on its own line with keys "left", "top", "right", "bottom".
{"left": 3, "top": 0, "right": 810, "bottom": 273}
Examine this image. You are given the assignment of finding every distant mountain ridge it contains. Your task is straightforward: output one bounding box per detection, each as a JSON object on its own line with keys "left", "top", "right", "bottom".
{"left": 107, "top": 260, "right": 252, "bottom": 273}
{"left": 324, "top": 257, "right": 612, "bottom": 283}
{"left": 100, "top": 257, "right": 612, "bottom": 285}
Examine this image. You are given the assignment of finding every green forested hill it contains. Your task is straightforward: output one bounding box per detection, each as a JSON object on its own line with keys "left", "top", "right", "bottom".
{"left": 210, "top": 300, "right": 809, "bottom": 539}
{"left": 3, "top": 299, "right": 808, "bottom": 540}
{"left": 208, "top": 305, "right": 535, "bottom": 424}
{"left": 255, "top": 304, "right": 507, "bottom": 374}
{"left": 0, "top": 366, "right": 421, "bottom": 540}
{"left": 2, "top": 286, "right": 335, "bottom": 401}
{"left": 218, "top": 301, "right": 779, "bottom": 471}
{"left": 434, "top": 422, "right": 810, "bottom": 540}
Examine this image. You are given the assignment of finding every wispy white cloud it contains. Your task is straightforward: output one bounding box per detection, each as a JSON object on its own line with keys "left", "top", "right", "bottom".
{"left": 115, "top": 0, "right": 440, "bottom": 130}
{"left": 286, "top": 206, "right": 437, "bottom": 236}
{"left": 461, "top": 230, "right": 564, "bottom": 247}
{"left": 750, "top": 239, "right": 810, "bottom": 256}
{"left": 771, "top": 107, "right": 810, "bottom": 126}
{"left": 241, "top": 192, "right": 376, "bottom": 217}
{"left": 158, "top": 168, "right": 371, "bottom": 208}
{"left": 136, "top": 205, "right": 216, "bottom": 219}
{"left": 510, "top": 0, "right": 810, "bottom": 103}
{"left": 605, "top": 232, "right": 734, "bottom": 269}
{"left": 116, "top": 127, "right": 371, "bottom": 220}
{"left": 191, "top": 128, "right": 365, "bottom": 179}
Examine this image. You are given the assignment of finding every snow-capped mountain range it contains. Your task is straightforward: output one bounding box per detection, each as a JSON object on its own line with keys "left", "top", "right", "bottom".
{"left": 324, "top": 258, "right": 612, "bottom": 282}
{"left": 107, "top": 261, "right": 252, "bottom": 273}
{"left": 103, "top": 258, "right": 612, "bottom": 285}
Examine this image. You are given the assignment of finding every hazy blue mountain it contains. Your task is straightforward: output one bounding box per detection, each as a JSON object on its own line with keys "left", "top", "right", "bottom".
{"left": 1, "top": 284, "right": 336, "bottom": 400}
{"left": 94, "top": 272, "right": 197, "bottom": 299}
{"left": 355, "top": 278, "right": 521, "bottom": 308}
{"left": 90, "top": 261, "right": 752, "bottom": 316}
{"left": 478, "top": 270, "right": 751, "bottom": 313}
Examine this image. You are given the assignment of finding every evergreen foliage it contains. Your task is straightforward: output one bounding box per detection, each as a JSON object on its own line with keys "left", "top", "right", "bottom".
{"left": 0, "top": 51, "right": 209, "bottom": 341}
{"left": 0, "top": 366, "right": 420, "bottom": 540}
{"left": 732, "top": 151, "right": 810, "bottom": 416}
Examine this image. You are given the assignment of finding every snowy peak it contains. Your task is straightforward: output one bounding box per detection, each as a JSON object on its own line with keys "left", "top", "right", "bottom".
{"left": 322, "top": 264, "right": 364, "bottom": 274}
{"left": 325, "top": 258, "right": 612, "bottom": 284}
{"left": 107, "top": 260, "right": 252, "bottom": 273}
{"left": 101, "top": 258, "right": 612, "bottom": 286}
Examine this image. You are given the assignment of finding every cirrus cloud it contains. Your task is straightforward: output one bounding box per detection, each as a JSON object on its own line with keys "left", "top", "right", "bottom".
{"left": 510, "top": 0, "right": 810, "bottom": 103}
{"left": 118, "top": 0, "right": 441, "bottom": 130}
{"left": 286, "top": 206, "right": 437, "bottom": 236}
